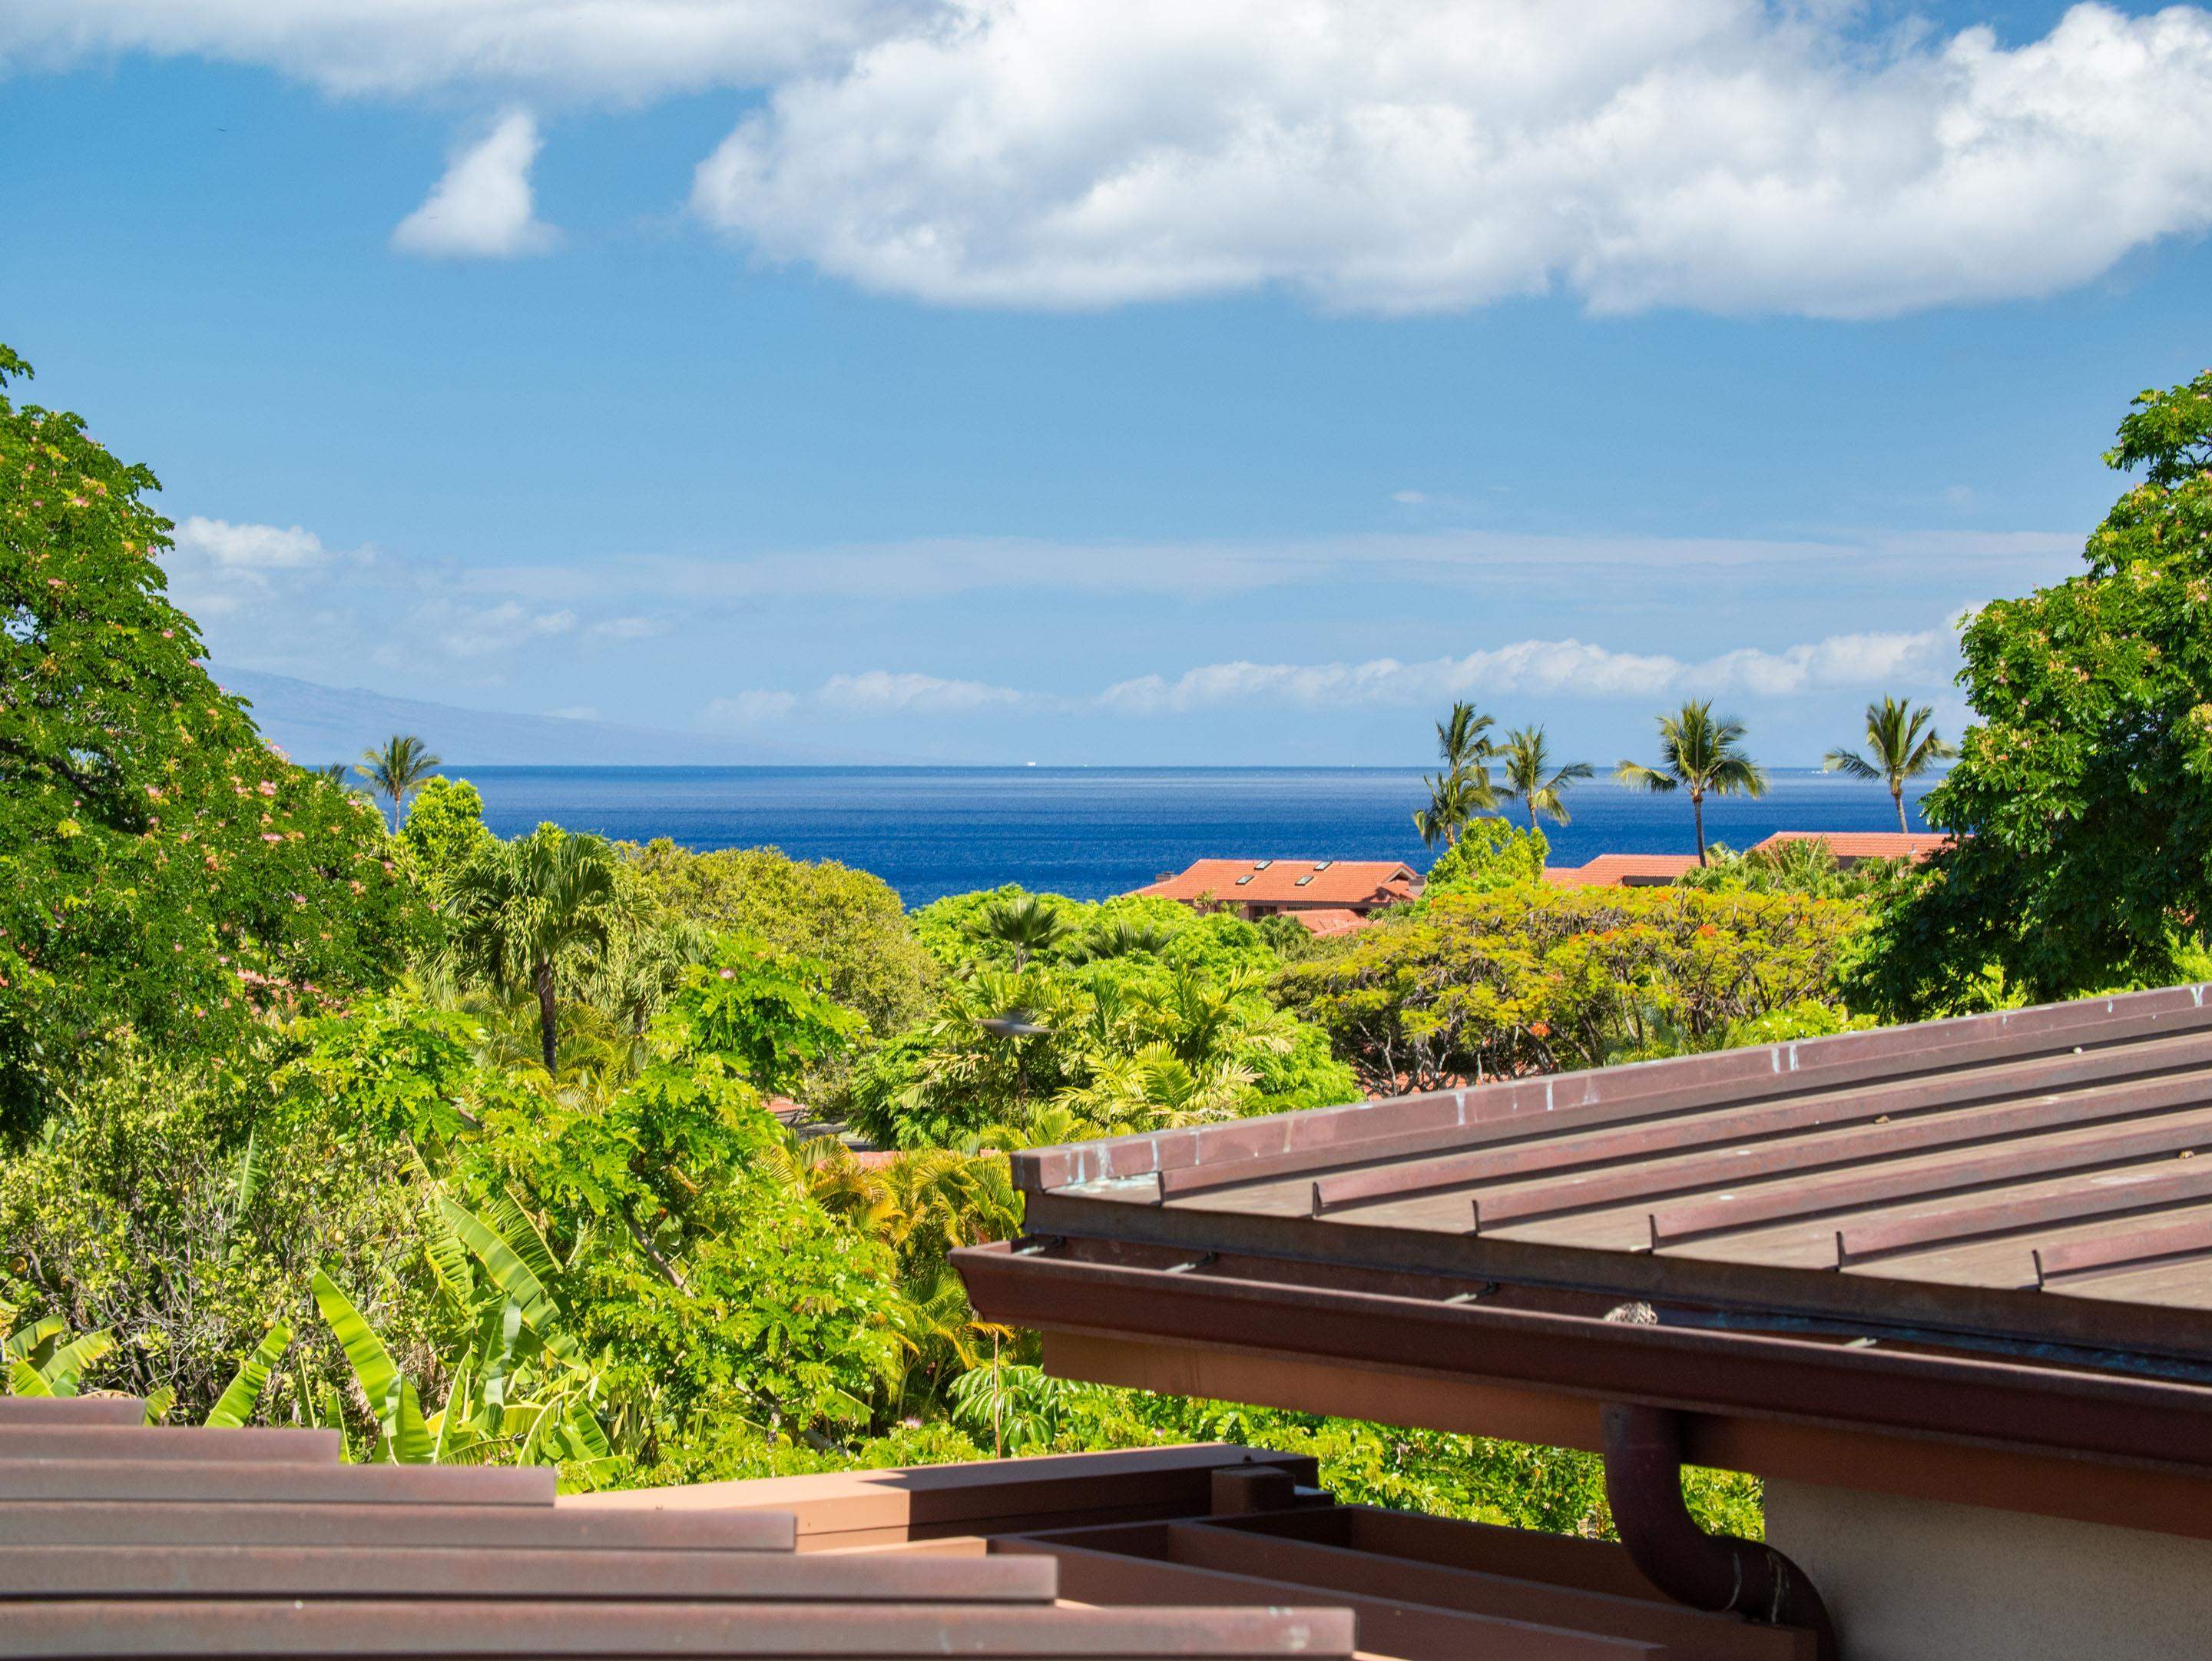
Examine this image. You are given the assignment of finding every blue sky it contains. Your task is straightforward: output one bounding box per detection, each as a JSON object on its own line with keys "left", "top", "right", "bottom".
{"left": 5, "top": 1, "right": 2210, "bottom": 764}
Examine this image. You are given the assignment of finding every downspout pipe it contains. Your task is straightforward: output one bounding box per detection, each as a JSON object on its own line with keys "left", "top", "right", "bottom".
{"left": 1601, "top": 1404, "right": 1840, "bottom": 1661}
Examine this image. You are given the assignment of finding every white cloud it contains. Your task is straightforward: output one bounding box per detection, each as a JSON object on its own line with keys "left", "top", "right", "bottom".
{"left": 1099, "top": 627, "right": 1954, "bottom": 714}
{"left": 816, "top": 669, "right": 1025, "bottom": 714}
{"left": 693, "top": 0, "right": 2212, "bottom": 317}
{"left": 432, "top": 600, "right": 576, "bottom": 658}
{"left": 588, "top": 615, "right": 661, "bottom": 641}
{"left": 171, "top": 516, "right": 329, "bottom": 570}
{"left": 0, "top": 0, "right": 922, "bottom": 98}
{"left": 16, "top": 1, "right": 2209, "bottom": 317}
{"left": 394, "top": 111, "right": 558, "bottom": 259}
{"left": 164, "top": 516, "right": 351, "bottom": 618}
{"left": 546, "top": 704, "right": 601, "bottom": 721}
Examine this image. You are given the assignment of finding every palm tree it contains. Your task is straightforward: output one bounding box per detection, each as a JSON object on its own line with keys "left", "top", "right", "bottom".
{"left": 1824, "top": 695, "right": 1957, "bottom": 832}
{"left": 356, "top": 734, "right": 441, "bottom": 830}
{"left": 1412, "top": 768, "right": 1489, "bottom": 848}
{"left": 1496, "top": 726, "right": 1594, "bottom": 829}
{"left": 1614, "top": 701, "right": 1767, "bottom": 865}
{"left": 1411, "top": 701, "right": 1499, "bottom": 847}
{"left": 972, "top": 895, "right": 1072, "bottom": 970}
{"left": 442, "top": 827, "right": 621, "bottom": 1071}
{"left": 1436, "top": 700, "right": 1496, "bottom": 778}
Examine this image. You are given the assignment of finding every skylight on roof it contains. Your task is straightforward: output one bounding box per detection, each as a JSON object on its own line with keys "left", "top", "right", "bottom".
{"left": 1296, "top": 875, "right": 1315, "bottom": 887}
{"left": 1255, "top": 860, "right": 1273, "bottom": 870}
{"left": 1236, "top": 874, "right": 1254, "bottom": 885}
{"left": 1313, "top": 861, "right": 1332, "bottom": 870}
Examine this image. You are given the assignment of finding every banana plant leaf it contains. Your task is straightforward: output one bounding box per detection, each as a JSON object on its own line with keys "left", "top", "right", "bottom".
{"left": 435, "top": 1197, "right": 575, "bottom": 1358}
{"left": 486, "top": 1186, "right": 563, "bottom": 1286}
{"left": 207, "top": 1322, "right": 293, "bottom": 1427}
{"left": 8, "top": 1358, "right": 50, "bottom": 1396}
{"left": 311, "top": 1271, "right": 432, "bottom": 1464}
{"left": 31, "top": 1329, "right": 114, "bottom": 1397}
{"left": 3, "top": 1315, "right": 66, "bottom": 1367}
{"left": 142, "top": 1387, "right": 174, "bottom": 1424}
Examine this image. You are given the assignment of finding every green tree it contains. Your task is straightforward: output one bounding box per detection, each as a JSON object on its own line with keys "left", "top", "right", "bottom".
{"left": 1412, "top": 701, "right": 1498, "bottom": 848}
{"left": 1614, "top": 701, "right": 1767, "bottom": 864}
{"left": 0, "top": 344, "right": 418, "bottom": 1136}
{"left": 400, "top": 775, "right": 496, "bottom": 887}
{"left": 1421, "top": 818, "right": 1549, "bottom": 895}
{"left": 1823, "top": 696, "right": 1955, "bottom": 832}
{"left": 621, "top": 840, "right": 936, "bottom": 1039}
{"left": 1496, "top": 727, "right": 1594, "bottom": 829}
{"left": 357, "top": 734, "right": 441, "bottom": 830}
{"left": 1277, "top": 884, "right": 1859, "bottom": 1092}
{"left": 443, "top": 826, "right": 621, "bottom": 1071}
{"left": 972, "top": 894, "right": 1075, "bottom": 970}
{"left": 1847, "top": 371, "right": 2212, "bottom": 1013}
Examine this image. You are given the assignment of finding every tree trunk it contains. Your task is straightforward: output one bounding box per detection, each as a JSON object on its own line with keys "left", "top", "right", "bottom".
{"left": 1893, "top": 784, "right": 1908, "bottom": 834}
{"left": 1692, "top": 792, "right": 1707, "bottom": 865}
{"left": 535, "top": 959, "right": 558, "bottom": 1073}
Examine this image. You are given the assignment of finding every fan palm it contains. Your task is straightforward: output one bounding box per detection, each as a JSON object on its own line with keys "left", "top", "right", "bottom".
{"left": 356, "top": 733, "right": 441, "bottom": 830}
{"left": 1614, "top": 701, "right": 1767, "bottom": 865}
{"left": 441, "top": 827, "right": 621, "bottom": 1071}
{"left": 1412, "top": 701, "right": 1499, "bottom": 847}
{"left": 1497, "top": 726, "right": 1594, "bottom": 829}
{"left": 1823, "top": 695, "right": 1957, "bottom": 832}
{"left": 972, "top": 895, "right": 1073, "bottom": 970}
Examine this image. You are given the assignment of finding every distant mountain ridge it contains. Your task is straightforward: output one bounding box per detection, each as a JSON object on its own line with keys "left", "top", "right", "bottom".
{"left": 210, "top": 665, "right": 829, "bottom": 767}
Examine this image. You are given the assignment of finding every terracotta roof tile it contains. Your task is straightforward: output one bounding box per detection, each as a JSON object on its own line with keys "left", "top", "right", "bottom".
{"left": 1129, "top": 860, "right": 1419, "bottom": 908}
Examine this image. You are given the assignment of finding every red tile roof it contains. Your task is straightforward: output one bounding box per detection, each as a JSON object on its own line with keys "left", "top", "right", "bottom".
{"left": 1288, "top": 908, "right": 1373, "bottom": 938}
{"left": 1543, "top": 854, "right": 1702, "bottom": 890}
{"left": 1750, "top": 830, "right": 1952, "bottom": 862}
{"left": 1130, "top": 860, "right": 1419, "bottom": 908}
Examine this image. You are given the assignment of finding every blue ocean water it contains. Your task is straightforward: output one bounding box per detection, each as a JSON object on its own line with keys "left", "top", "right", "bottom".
{"left": 456, "top": 766, "right": 1944, "bottom": 908}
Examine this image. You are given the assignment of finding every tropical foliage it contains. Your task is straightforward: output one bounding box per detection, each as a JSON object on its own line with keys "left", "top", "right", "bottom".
{"left": 22, "top": 342, "right": 2206, "bottom": 1545}
{"left": 1496, "top": 726, "right": 1594, "bottom": 829}
{"left": 1614, "top": 701, "right": 1768, "bottom": 864}
{"left": 1823, "top": 697, "right": 1954, "bottom": 833}
{"left": 0, "top": 346, "right": 420, "bottom": 1139}
{"left": 1277, "top": 885, "right": 1862, "bottom": 1092}
{"left": 1849, "top": 371, "right": 2212, "bottom": 1014}
{"left": 1412, "top": 701, "right": 1498, "bottom": 847}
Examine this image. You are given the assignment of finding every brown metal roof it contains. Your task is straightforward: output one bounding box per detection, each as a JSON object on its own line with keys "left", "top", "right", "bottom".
{"left": 0, "top": 1401, "right": 1353, "bottom": 1661}
{"left": 572, "top": 1435, "right": 1816, "bottom": 1659}
{"left": 956, "top": 984, "right": 2212, "bottom": 1533}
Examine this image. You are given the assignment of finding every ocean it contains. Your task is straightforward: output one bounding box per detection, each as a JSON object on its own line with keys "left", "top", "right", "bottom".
{"left": 455, "top": 766, "right": 1944, "bottom": 908}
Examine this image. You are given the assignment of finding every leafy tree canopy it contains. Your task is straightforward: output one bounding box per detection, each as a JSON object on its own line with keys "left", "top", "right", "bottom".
{"left": 624, "top": 840, "right": 936, "bottom": 1039}
{"left": 1277, "top": 884, "right": 1861, "bottom": 1092}
{"left": 0, "top": 345, "right": 419, "bottom": 1136}
{"left": 400, "top": 775, "right": 495, "bottom": 888}
{"left": 1847, "top": 370, "right": 2212, "bottom": 1014}
{"left": 1421, "top": 817, "right": 1549, "bottom": 896}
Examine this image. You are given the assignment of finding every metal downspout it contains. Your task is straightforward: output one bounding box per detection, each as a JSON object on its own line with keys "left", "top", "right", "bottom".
{"left": 1601, "top": 1403, "right": 1841, "bottom": 1661}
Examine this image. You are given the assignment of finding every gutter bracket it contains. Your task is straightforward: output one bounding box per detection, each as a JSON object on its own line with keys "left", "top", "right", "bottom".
{"left": 1600, "top": 1403, "right": 1840, "bottom": 1661}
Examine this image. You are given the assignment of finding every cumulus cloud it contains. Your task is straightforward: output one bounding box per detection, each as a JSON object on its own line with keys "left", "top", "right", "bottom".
{"left": 164, "top": 515, "right": 352, "bottom": 618}
{"left": 1098, "top": 627, "right": 1955, "bottom": 714}
{"left": 693, "top": 0, "right": 2212, "bottom": 317}
{"left": 428, "top": 600, "right": 577, "bottom": 660}
{"left": 0, "top": 0, "right": 922, "bottom": 98}
{"left": 393, "top": 111, "right": 558, "bottom": 258}
{"left": 16, "top": 1, "right": 2210, "bottom": 316}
